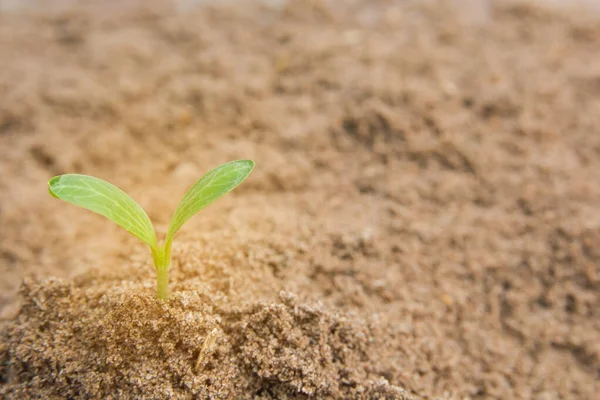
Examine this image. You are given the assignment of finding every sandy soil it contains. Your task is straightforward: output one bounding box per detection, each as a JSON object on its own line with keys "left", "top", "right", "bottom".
{"left": 1, "top": 0, "right": 599, "bottom": 398}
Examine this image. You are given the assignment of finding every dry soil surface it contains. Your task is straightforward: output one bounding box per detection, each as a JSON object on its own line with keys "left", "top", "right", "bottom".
{"left": 1, "top": 0, "right": 600, "bottom": 399}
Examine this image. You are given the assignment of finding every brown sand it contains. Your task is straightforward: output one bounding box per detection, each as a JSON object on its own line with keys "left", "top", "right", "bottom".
{"left": 1, "top": 0, "right": 600, "bottom": 398}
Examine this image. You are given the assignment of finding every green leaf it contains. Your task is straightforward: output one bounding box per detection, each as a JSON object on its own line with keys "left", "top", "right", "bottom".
{"left": 48, "top": 174, "right": 158, "bottom": 249}
{"left": 166, "top": 160, "right": 254, "bottom": 243}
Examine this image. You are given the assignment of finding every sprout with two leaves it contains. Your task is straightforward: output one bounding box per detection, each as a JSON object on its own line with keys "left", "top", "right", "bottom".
{"left": 48, "top": 160, "right": 254, "bottom": 300}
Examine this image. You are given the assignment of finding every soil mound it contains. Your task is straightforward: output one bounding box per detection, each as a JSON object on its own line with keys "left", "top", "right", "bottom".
{"left": 1, "top": 275, "right": 408, "bottom": 399}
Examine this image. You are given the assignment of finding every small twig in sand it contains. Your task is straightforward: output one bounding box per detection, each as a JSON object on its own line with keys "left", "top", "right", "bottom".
{"left": 195, "top": 327, "right": 219, "bottom": 372}
{"left": 32, "top": 296, "right": 46, "bottom": 311}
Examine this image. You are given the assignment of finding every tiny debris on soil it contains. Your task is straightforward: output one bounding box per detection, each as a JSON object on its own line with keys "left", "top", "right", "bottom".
{"left": 1, "top": 0, "right": 600, "bottom": 399}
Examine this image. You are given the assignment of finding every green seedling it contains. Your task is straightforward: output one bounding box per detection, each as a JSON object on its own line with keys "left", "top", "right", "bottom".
{"left": 48, "top": 160, "right": 254, "bottom": 300}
